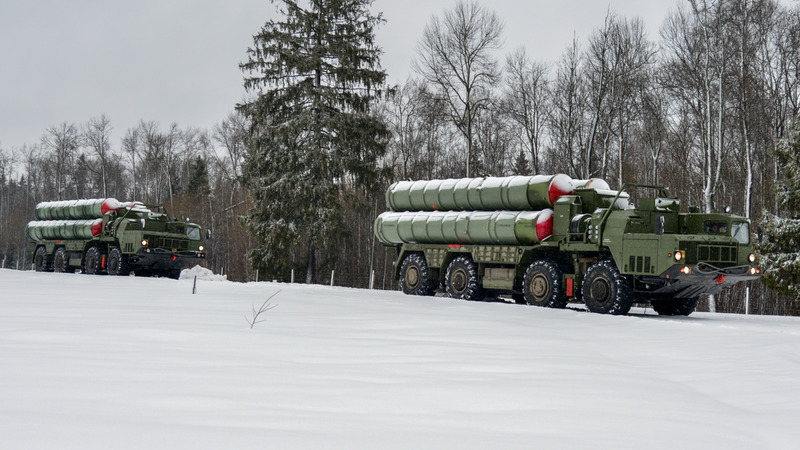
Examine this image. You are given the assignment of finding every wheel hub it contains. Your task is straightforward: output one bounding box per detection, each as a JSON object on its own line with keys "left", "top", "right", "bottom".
{"left": 451, "top": 269, "right": 467, "bottom": 293}
{"left": 530, "top": 274, "right": 549, "bottom": 301}
{"left": 406, "top": 266, "right": 419, "bottom": 288}
{"left": 591, "top": 278, "right": 611, "bottom": 304}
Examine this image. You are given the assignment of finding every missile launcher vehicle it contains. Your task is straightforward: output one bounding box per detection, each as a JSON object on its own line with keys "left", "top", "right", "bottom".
{"left": 27, "top": 198, "right": 206, "bottom": 279}
{"left": 375, "top": 175, "right": 760, "bottom": 316}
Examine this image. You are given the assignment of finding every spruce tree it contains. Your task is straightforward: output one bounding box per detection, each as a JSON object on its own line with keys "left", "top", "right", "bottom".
{"left": 238, "top": 0, "right": 389, "bottom": 283}
{"left": 186, "top": 157, "right": 210, "bottom": 199}
{"left": 759, "top": 116, "right": 800, "bottom": 298}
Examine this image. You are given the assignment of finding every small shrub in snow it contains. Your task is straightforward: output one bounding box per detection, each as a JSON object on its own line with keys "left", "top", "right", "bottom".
{"left": 246, "top": 290, "right": 280, "bottom": 329}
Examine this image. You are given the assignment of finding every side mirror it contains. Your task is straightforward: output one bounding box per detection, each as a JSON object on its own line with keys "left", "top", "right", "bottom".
{"left": 206, "top": 229, "right": 212, "bottom": 240}
{"left": 757, "top": 225, "right": 763, "bottom": 244}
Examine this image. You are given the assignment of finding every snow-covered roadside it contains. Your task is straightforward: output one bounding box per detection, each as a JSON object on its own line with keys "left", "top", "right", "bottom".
{"left": 1, "top": 268, "right": 799, "bottom": 449}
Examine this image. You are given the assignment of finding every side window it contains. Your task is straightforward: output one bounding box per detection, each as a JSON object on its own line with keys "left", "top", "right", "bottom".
{"left": 731, "top": 222, "right": 750, "bottom": 244}
{"left": 187, "top": 227, "right": 201, "bottom": 240}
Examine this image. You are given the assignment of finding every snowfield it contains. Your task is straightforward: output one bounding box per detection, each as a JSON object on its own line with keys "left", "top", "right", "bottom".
{"left": 1, "top": 269, "right": 800, "bottom": 449}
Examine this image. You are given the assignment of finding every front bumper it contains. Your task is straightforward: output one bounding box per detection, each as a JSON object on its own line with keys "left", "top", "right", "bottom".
{"left": 637, "top": 263, "right": 760, "bottom": 298}
{"left": 129, "top": 248, "right": 205, "bottom": 270}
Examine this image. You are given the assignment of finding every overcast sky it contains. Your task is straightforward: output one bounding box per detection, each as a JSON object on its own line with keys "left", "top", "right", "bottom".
{"left": 0, "top": 0, "right": 717, "bottom": 152}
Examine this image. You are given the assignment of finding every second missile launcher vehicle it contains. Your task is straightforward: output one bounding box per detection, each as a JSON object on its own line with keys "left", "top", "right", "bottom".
{"left": 27, "top": 198, "right": 206, "bottom": 279}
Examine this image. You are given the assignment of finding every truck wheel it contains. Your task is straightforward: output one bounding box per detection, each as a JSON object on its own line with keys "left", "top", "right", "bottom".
{"left": 399, "top": 253, "right": 436, "bottom": 296}
{"left": 107, "top": 248, "right": 130, "bottom": 276}
{"left": 445, "top": 255, "right": 485, "bottom": 301}
{"left": 84, "top": 247, "right": 102, "bottom": 275}
{"left": 523, "top": 259, "right": 567, "bottom": 308}
{"left": 53, "top": 247, "right": 70, "bottom": 273}
{"left": 582, "top": 260, "right": 633, "bottom": 315}
{"left": 651, "top": 297, "right": 699, "bottom": 316}
{"left": 34, "top": 247, "right": 51, "bottom": 272}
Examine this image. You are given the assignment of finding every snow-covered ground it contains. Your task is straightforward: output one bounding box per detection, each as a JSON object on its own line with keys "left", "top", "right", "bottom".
{"left": 1, "top": 268, "right": 800, "bottom": 449}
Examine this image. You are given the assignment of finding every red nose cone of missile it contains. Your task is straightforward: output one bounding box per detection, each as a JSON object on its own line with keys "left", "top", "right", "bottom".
{"left": 91, "top": 219, "right": 103, "bottom": 237}
{"left": 100, "top": 198, "right": 120, "bottom": 216}
{"left": 536, "top": 209, "right": 554, "bottom": 242}
{"left": 548, "top": 174, "right": 574, "bottom": 206}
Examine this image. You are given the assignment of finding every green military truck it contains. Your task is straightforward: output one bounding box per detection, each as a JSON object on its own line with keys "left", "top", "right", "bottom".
{"left": 374, "top": 175, "right": 760, "bottom": 316}
{"left": 27, "top": 198, "right": 206, "bottom": 279}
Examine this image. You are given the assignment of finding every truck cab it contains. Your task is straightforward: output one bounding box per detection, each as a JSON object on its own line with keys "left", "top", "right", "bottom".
{"left": 556, "top": 185, "right": 759, "bottom": 314}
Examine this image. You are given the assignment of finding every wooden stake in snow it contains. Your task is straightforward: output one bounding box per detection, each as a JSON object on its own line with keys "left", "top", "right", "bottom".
{"left": 192, "top": 276, "right": 197, "bottom": 294}
{"left": 330, "top": 270, "right": 335, "bottom": 287}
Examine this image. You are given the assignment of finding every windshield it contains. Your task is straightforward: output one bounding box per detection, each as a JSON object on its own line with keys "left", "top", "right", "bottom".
{"left": 731, "top": 222, "right": 750, "bottom": 244}
{"left": 704, "top": 221, "right": 728, "bottom": 234}
{"left": 187, "top": 227, "right": 201, "bottom": 241}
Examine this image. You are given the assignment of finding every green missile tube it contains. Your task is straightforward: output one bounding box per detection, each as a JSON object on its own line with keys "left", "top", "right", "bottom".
{"left": 25, "top": 219, "right": 103, "bottom": 241}
{"left": 385, "top": 174, "right": 574, "bottom": 212}
{"left": 374, "top": 209, "right": 554, "bottom": 245}
{"left": 35, "top": 198, "right": 121, "bottom": 220}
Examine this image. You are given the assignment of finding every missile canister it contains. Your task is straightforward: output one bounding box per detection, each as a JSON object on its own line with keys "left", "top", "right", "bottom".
{"left": 573, "top": 178, "right": 610, "bottom": 190}
{"left": 385, "top": 174, "right": 574, "bottom": 212}
{"left": 25, "top": 219, "right": 103, "bottom": 241}
{"left": 35, "top": 198, "right": 121, "bottom": 220}
{"left": 374, "top": 209, "right": 553, "bottom": 245}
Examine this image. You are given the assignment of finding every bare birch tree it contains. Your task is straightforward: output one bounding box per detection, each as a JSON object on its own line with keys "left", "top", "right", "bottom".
{"left": 82, "top": 114, "right": 113, "bottom": 198}
{"left": 415, "top": 0, "right": 503, "bottom": 177}
{"left": 503, "top": 48, "right": 550, "bottom": 174}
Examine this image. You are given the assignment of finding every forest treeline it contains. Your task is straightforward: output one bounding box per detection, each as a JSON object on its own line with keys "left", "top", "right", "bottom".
{"left": 1, "top": 0, "right": 799, "bottom": 314}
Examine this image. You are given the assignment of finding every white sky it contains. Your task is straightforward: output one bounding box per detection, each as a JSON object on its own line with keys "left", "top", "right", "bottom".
{"left": 0, "top": 0, "right": 720, "bottom": 152}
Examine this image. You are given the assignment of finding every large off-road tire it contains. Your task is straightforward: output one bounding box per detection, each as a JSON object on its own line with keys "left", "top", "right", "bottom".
{"left": 399, "top": 253, "right": 436, "bottom": 296}
{"left": 84, "top": 247, "right": 103, "bottom": 275}
{"left": 651, "top": 297, "right": 699, "bottom": 316}
{"left": 34, "top": 246, "right": 52, "bottom": 272}
{"left": 523, "top": 259, "right": 568, "bottom": 308}
{"left": 445, "top": 255, "right": 485, "bottom": 301}
{"left": 106, "top": 248, "right": 130, "bottom": 276}
{"left": 53, "top": 247, "right": 71, "bottom": 273}
{"left": 582, "top": 260, "right": 634, "bottom": 315}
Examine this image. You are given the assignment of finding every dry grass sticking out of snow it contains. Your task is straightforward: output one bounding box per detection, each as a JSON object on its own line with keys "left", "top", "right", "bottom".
{"left": 1, "top": 269, "right": 800, "bottom": 449}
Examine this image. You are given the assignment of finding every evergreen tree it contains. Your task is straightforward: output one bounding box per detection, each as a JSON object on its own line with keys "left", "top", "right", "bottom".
{"left": 186, "top": 156, "right": 211, "bottom": 199}
{"left": 238, "top": 0, "right": 389, "bottom": 283}
{"left": 759, "top": 116, "right": 800, "bottom": 298}
{"left": 512, "top": 149, "right": 531, "bottom": 175}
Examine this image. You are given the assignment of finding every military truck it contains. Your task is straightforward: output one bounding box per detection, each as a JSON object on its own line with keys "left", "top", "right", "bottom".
{"left": 374, "top": 175, "right": 760, "bottom": 316}
{"left": 26, "top": 198, "right": 206, "bottom": 279}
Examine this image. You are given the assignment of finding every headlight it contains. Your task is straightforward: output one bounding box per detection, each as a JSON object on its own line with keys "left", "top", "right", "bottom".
{"left": 674, "top": 251, "right": 683, "bottom": 262}
{"left": 750, "top": 267, "right": 757, "bottom": 275}
{"left": 748, "top": 253, "right": 756, "bottom": 263}
{"left": 141, "top": 239, "right": 148, "bottom": 247}
{"left": 199, "top": 245, "right": 204, "bottom": 251}
{"left": 681, "top": 266, "right": 691, "bottom": 274}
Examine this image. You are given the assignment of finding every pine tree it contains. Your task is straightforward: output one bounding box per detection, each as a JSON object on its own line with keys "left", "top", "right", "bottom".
{"left": 759, "top": 116, "right": 800, "bottom": 298}
{"left": 186, "top": 156, "right": 211, "bottom": 199}
{"left": 238, "top": 0, "right": 389, "bottom": 283}
{"left": 512, "top": 149, "right": 531, "bottom": 175}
